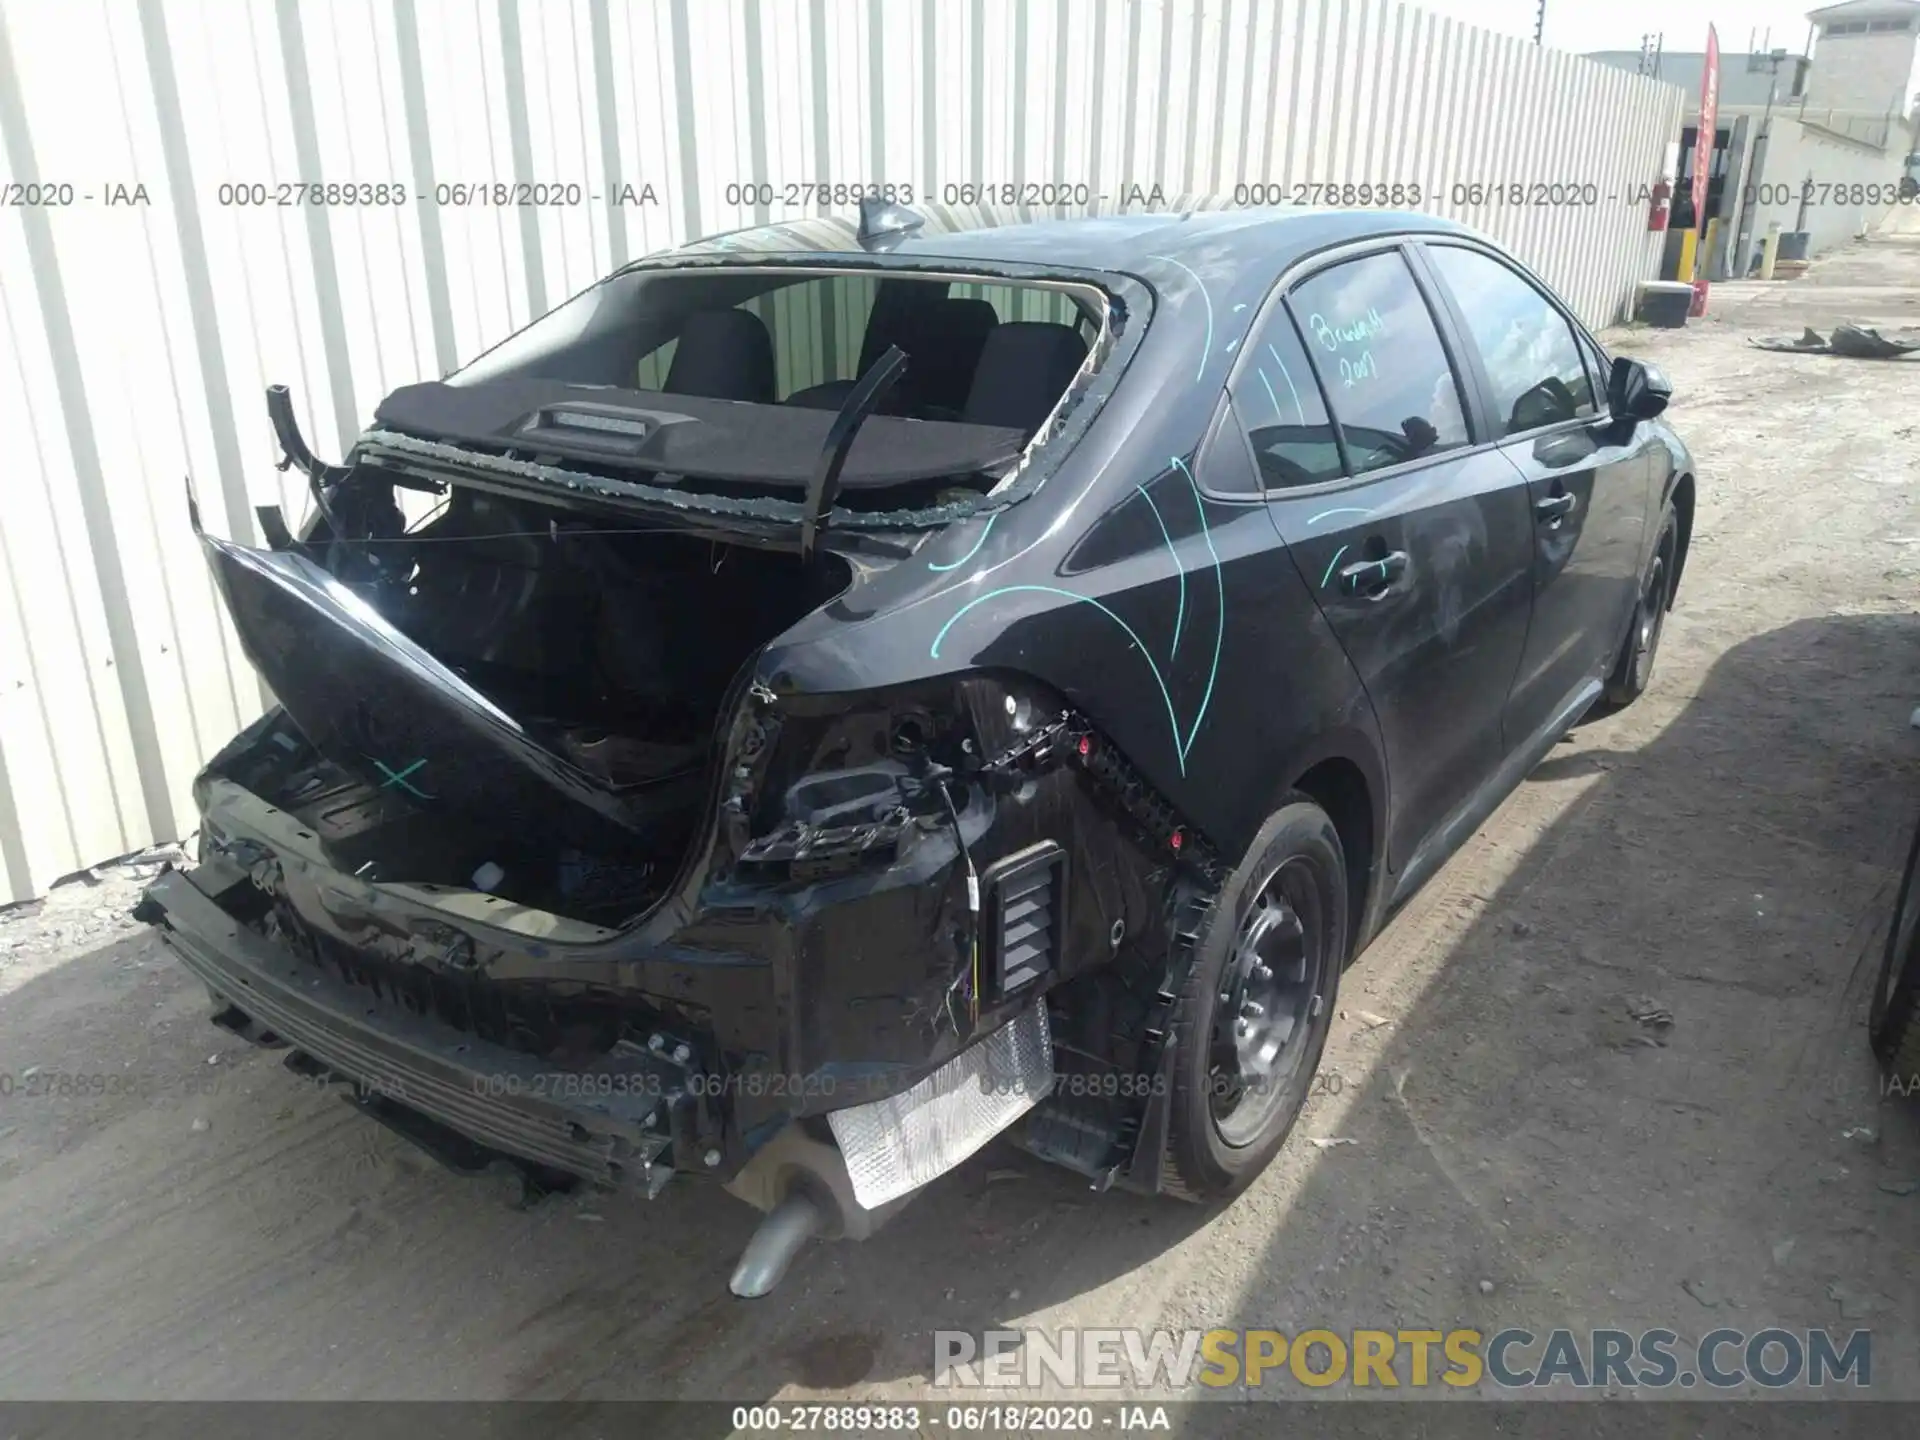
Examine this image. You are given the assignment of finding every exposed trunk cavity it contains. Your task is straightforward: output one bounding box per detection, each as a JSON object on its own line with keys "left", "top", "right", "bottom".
{"left": 203, "top": 483, "right": 851, "bottom": 926}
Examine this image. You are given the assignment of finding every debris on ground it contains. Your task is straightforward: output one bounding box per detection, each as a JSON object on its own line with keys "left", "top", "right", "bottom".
{"left": 1681, "top": 1277, "right": 1719, "bottom": 1307}
{"left": 1751, "top": 322, "right": 1920, "bottom": 357}
{"left": 1309, "top": 1138, "right": 1357, "bottom": 1150}
{"left": 1619, "top": 995, "right": 1674, "bottom": 1049}
{"left": 1752, "top": 326, "right": 1831, "bottom": 352}
{"left": 1832, "top": 324, "right": 1920, "bottom": 357}
{"left": 0, "top": 842, "right": 194, "bottom": 974}
{"left": 1626, "top": 995, "right": 1674, "bottom": 1031}
{"left": 1827, "top": 1282, "right": 1882, "bottom": 1320}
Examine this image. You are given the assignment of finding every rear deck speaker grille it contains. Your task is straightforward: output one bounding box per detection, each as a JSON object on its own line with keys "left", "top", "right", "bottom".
{"left": 984, "top": 842, "right": 1066, "bottom": 999}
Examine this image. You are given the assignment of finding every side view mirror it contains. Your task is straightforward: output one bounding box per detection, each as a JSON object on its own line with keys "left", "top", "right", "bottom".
{"left": 1608, "top": 356, "right": 1672, "bottom": 422}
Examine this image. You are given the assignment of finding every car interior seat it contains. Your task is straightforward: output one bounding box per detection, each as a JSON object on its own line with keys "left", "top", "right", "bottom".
{"left": 662, "top": 309, "right": 777, "bottom": 403}
{"left": 784, "top": 295, "right": 1003, "bottom": 418}
{"left": 960, "top": 321, "right": 1090, "bottom": 435}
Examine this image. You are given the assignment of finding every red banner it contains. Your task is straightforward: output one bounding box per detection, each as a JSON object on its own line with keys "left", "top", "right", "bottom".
{"left": 1693, "top": 25, "right": 1720, "bottom": 228}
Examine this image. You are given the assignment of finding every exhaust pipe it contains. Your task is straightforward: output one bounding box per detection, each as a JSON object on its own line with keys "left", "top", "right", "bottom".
{"left": 729, "top": 1191, "right": 825, "bottom": 1298}
{"left": 721, "top": 1123, "right": 913, "bottom": 1298}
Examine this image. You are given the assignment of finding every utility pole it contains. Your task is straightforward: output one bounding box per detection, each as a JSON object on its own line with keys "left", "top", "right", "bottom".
{"left": 1757, "top": 49, "right": 1786, "bottom": 139}
{"left": 1637, "top": 32, "right": 1666, "bottom": 79}
{"left": 1735, "top": 47, "right": 1788, "bottom": 278}
{"left": 1534, "top": 0, "right": 1546, "bottom": 45}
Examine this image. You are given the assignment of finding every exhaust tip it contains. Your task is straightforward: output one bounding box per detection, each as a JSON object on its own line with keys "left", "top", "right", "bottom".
{"left": 729, "top": 1190, "right": 825, "bottom": 1298}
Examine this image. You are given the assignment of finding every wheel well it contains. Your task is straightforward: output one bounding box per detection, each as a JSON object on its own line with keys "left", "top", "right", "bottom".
{"left": 1668, "top": 473, "right": 1694, "bottom": 606}
{"left": 1291, "top": 757, "right": 1373, "bottom": 961}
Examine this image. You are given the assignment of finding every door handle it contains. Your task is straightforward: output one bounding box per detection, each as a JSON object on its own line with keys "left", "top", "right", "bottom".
{"left": 1339, "top": 550, "right": 1408, "bottom": 596}
{"left": 1534, "top": 492, "right": 1576, "bottom": 524}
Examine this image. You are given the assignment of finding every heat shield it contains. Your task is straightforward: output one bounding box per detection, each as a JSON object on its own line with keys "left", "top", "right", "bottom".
{"left": 826, "top": 997, "right": 1054, "bottom": 1209}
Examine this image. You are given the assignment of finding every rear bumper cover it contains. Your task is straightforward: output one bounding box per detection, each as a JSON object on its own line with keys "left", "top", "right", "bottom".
{"left": 143, "top": 863, "right": 678, "bottom": 1194}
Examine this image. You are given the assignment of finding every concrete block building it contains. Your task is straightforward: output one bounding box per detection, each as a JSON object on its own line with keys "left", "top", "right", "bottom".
{"left": 1593, "top": 0, "right": 1920, "bottom": 273}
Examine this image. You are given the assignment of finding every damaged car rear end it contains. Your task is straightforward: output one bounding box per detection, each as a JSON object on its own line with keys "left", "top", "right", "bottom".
{"left": 142, "top": 201, "right": 1696, "bottom": 1293}
{"left": 140, "top": 209, "right": 1265, "bottom": 1296}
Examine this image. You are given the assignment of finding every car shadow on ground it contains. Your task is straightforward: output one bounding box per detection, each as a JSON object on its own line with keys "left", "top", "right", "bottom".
{"left": 1, "top": 617, "right": 1918, "bottom": 1430}
{"left": 1176, "top": 610, "right": 1920, "bottom": 1422}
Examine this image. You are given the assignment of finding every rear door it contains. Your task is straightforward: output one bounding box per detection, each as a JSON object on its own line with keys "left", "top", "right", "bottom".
{"left": 1232, "top": 243, "right": 1536, "bottom": 873}
{"left": 1416, "top": 240, "right": 1653, "bottom": 748}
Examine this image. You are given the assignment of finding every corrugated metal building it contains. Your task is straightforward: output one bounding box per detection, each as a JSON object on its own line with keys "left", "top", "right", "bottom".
{"left": 0, "top": 0, "right": 1681, "bottom": 904}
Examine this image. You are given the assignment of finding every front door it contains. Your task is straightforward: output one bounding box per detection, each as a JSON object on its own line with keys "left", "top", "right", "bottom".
{"left": 1417, "top": 241, "right": 1653, "bottom": 747}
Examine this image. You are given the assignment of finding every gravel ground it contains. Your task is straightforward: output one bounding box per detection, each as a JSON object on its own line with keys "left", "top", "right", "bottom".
{"left": 2, "top": 221, "right": 1919, "bottom": 1417}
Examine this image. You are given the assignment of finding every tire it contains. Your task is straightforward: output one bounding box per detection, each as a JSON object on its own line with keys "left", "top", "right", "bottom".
{"left": 1600, "top": 508, "right": 1678, "bottom": 712}
{"left": 1162, "top": 796, "right": 1347, "bottom": 1201}
{"left": 1871, "top": 814, "right": 1920, "bottom": 1082}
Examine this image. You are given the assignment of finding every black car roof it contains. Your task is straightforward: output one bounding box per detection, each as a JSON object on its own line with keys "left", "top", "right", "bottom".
{"left": 665, "top": 198, "right": 1479, "bottom": 282}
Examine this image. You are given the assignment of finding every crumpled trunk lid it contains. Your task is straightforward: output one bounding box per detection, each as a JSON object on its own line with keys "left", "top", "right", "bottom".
{"left": 202, "top": 532, "right": 654, "bottom": 857}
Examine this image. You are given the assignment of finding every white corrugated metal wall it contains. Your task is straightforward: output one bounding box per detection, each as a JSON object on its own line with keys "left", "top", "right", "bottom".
{"left": 0, "top": 0, "right": 1682, "bottom": 904}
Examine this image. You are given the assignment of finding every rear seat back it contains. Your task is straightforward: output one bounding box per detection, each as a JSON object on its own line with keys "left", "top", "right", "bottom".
{"left": 907, "top": 298, "right": 998, "bottom": 417}
{"left": 785, "top": 295, "right": 1003, "bottom": 416}
{"left": 663, "top": 309, "right": 776, "bottom": 403}
{"left": 961, "top": 321, "right": 1089, "bottom": 435}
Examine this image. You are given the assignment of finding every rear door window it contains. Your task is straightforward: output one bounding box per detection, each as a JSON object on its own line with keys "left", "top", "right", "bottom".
{"left": 1425, "top": 245, "right": 1598, "bottom": 435}
{"left": 1287, "top": 250, "right": 1470, "bottom": 476}
{"left": 1229, "top": 302, "right": 1346, "bottom": 489}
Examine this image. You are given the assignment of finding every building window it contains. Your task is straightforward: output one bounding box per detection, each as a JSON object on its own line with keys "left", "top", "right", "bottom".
{"left": 1869, "top": 18, "right": 1912, "bottom": 31}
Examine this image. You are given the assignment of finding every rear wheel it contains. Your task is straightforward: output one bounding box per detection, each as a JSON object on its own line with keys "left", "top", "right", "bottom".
{"left": 1600, "top": 509, "right": 1677, "bottom": 711}
{"left": 1162, "top": 798, "right": 1346, "bottom": 1200}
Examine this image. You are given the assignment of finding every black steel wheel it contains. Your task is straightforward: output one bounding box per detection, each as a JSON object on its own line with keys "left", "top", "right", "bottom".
{"left": 1163, "top": 797, "right": 1346, "bottom": 1200}
{"left": 1207, "top": 858, "right": 1331, "bottom": 1147}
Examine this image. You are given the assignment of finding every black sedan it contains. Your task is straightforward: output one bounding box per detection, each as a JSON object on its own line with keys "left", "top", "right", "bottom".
{"left": 141, "top": 199, "right": 1694, "bottom": 1295}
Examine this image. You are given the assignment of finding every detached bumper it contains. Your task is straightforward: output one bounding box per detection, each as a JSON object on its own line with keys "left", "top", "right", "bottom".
{"left": 142, "top": 864, "right": 677, "bottom": 1194}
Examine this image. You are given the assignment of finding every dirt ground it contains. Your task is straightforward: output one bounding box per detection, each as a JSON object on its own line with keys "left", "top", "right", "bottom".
{"left": 4, "top": 219, "right": 1920, "bottom": 1416}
